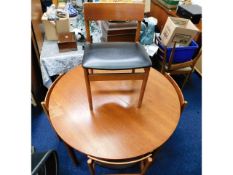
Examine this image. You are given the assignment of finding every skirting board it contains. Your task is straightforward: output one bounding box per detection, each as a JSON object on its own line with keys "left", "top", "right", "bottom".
{"left": 194, "top": 67, "right": 202, "bottom": 77}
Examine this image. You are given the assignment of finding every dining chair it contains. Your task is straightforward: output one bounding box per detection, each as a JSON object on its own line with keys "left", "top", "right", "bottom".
{"left": 164, "top": 73, "right": 188, "bottom": 113}
{"left": 148, "top": 73, "right": 188, "bottom": 163}
{"left": 82, "top": 2, "right": 152, "bottom": 110}
{"left": 41, "top": 74, "right": 79, "bottom": 166}
{"left": 155, "top": 36, "right": 202, "bottom": 89}
{"left": 87, "top": 153, "right": 153, "bottom": 175}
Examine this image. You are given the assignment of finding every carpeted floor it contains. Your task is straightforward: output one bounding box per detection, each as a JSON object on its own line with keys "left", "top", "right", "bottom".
{"left": 31, "top": 69, "right": 201, "bottom": 175}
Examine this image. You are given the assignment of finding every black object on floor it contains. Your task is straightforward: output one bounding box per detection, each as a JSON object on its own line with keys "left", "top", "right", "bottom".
{"left": 31, "top": 149, "right": 58, "bottom": 175}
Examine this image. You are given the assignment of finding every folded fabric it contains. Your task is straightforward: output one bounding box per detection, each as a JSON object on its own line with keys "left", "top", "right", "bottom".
{"left": 140, "top": 17, "right": 158, "bottom": 45}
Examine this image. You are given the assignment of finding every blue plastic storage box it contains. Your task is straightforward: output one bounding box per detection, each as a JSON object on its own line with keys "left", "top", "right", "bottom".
{"left": 159, "top": 40, "right": 199, "bottom": 63}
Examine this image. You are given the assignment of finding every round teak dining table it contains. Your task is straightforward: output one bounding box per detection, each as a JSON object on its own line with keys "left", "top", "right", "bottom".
{"left": 48, "top": 66, "right": 181, "bottom": 160}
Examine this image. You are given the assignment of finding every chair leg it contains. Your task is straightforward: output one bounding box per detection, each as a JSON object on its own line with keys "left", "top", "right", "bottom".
{"left": 181, "top": 70, "right": 193, "bottom": 89}
{"left": 160, "top": 61, "right": 166, "bottom": 74}
{"left": 87, "top": 159, "right": 95, "bottom": 175}
{"left": 140, "top": 159, "right": 145, "bottom": 171}
{"left": 64, "top": 143, "right": 79, "bottom": 166}
{"left": 141, "top": 157, "right": 153, "bottom": 175}
{"left": 89, "top": 69, "right": 94, "bottom": 74}
{"left": 137, "top": 67, "right": 150, "bottom": 108}
{"left": 83, "top": 68, "right": 93, "bottom": 110}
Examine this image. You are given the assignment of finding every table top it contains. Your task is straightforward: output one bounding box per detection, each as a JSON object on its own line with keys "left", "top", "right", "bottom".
{"left": 48, "top": 66, "right": 181, "bottom": 160}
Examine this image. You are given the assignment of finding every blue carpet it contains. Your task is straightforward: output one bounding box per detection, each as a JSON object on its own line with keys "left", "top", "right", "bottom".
{"left": 31, "top": 71, "right": 201, "bottom": 175}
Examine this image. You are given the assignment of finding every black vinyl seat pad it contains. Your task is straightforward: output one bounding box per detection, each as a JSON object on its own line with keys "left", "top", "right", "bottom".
{"left": 82, "top": 42, "right": 152, "bottom": 70}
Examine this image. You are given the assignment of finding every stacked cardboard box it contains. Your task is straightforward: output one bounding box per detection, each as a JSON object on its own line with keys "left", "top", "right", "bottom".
{"left": 160, "top": 17, "right": 199, "bottom": 46}
{"left": 41, "top": 13, "right": 70, "bottom": 40}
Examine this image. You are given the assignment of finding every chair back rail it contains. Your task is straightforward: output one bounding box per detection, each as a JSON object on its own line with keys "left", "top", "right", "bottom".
{"left": 87, "top": 154, "right": 153, "bottom": 175}
{"left": 155, "top": 35, "right": 202, "bottom": 89}
{"left": 83, "top": 2, "right": 145, "bottom": 43}
{"left": 41, "top": 73, "right": 79, "bottom": 166}
{"left": 191, "top": 48, "right": 202, "bottom": 66}
{"left": 41, "top": 73, "right": 65, "bottom": 128}
{"left": 167, "top": 42, "right": 177, "bottom": 69}
{"left": 156, "top": 35, "right": 202, "bottom": 71}
{"left": 88, "top": 153, "right": 152, "bottom": 166}
{"left": 43, "top": 73, "right": 65, "bottom": 110}
{"left": 164, "top": 73, "right": 187, "bottom": 113}
{"left": 41, "top": 74, "right": 65, "bottom": 127}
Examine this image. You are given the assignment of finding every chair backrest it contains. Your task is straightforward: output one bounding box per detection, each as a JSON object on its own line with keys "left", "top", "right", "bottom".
{"left": 41, "top": 74, "right": 65, "bottom": 118}
{"left": 156, "top": 36, "right": 202, "bottom": 71}
{"left": 83, "top": 2, "right": 145, "bottom": 43}
{"left": 164, "top": 73, "right": 187, "bottom": 113}
{"left": 169, "top": 48, "right": 202, "bottom": 71}
{"left": 168, "top": 46, "right": 202, "bottom": 71}
{"left": 88, "top": 153, "right": 152, "bottom": 175}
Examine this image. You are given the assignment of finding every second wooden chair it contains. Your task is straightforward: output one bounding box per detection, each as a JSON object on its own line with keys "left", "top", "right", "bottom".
{"left": 156, "top": 36, "right": 202, "bottom": 89}
{"left": 164, "top": 73, "right": 188, "bottom": 113}
{"left": 41, "top": 74, "right": 79, "bottom": 166}
{"left": 87, "top": 153, "right": 153, "bottom": 175}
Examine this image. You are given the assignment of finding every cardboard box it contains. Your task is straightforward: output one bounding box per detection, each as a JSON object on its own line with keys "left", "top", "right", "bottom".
{"left": 160, "top": 17, "right": 199, "bottom": 46}
{"left": 42, "top": 13, "right": 70, "bottom": 40}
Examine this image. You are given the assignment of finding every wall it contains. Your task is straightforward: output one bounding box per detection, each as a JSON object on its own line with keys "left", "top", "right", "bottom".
{"left": 145, "top": 0, "right": 150, "bottom": 12}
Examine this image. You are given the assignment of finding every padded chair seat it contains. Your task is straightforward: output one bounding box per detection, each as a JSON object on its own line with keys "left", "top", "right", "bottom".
{"left": 82, "top": 42, "right": 152, "bottom": 70}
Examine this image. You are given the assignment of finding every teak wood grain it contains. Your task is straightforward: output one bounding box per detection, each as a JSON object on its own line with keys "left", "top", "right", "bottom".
{"left": 48, "top": 66, "right": 181, "bottom": 160}
{"left": 83, "top": 2, "right": 144, "bottom": 43}
{"left": 83, "top": 3, "right": 144, "bottom": 21}
{"left": 87, "top": 154, "right": 153, "bottom": 175}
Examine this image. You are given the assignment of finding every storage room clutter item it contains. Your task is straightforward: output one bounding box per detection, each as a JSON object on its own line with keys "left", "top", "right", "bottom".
{"left": 42, "top": 13, "right": 70, "bottom": 40}
{"left": 100, "top": 20, "right": 137, "bottom": 42}
{"left": 57, "top": 32, "right": 77, "bottom": 52}
{"left": 140, "top": 17, "right": 158, "bottom": 45}
{"left": 160, "top": 17, "right": 199, "bottom": 46}
{"left": 158, "top": 39, "right": 199, "bottom": 63}
{"left": 157, "top": 0, "right": 180, "bottom": 9}
{"left": 99, "top": 0, "right": 144, "bottom": 2}
{"left": 176, "top": 4, "right": 202, "bottom": 24}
